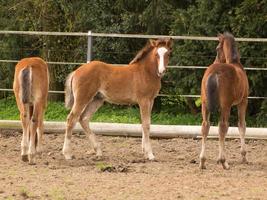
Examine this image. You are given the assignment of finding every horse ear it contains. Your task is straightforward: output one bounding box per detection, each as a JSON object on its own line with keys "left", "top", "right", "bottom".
{"left": 149, "top": 39, "right": 157, "bottom": 47}
{"left": 166, "top": 37, "right": 173, "bottom": 48}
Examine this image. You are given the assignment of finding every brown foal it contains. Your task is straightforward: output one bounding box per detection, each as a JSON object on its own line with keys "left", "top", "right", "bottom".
{"left": 199, "top": 32, "right": 249, "bottom": 169}
{"left": 63, "top": 38, "right": 173, "bottom": 160}
{"left": 13, "top": 57, "right": 49, "bottom": 164}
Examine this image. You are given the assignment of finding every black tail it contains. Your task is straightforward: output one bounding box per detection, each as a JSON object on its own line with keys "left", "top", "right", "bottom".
{"left": 206, "top": 74, "right": 218, "bottom": 112}
{"left": 20, "top": 67, "right": 31, "bottom": 104}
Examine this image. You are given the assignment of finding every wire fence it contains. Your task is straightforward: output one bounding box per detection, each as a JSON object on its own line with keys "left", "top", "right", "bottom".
{"left": 0, "top": 31, "right": 266, "bottom": 99}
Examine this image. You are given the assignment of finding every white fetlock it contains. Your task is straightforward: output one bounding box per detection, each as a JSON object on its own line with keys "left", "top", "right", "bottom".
{"left": 222, "top": 161, "right": 230, "bottom": 170}
{"left": 36, "top": 145, "right": 44, "bottom": 154}
{"left": 28, "top": 154, "right": 36, "bottom": 165}
{"left": 63, "top": 151, "right": 75, "bottom": 160}
{"left": 63, "top": 137, "right": 74, "bottom": 160}
{"left": 96, "top": 148, "right": 102, "bottom": 157}
{"left": 147, "top": 152, "right": 155, "bottom": 161}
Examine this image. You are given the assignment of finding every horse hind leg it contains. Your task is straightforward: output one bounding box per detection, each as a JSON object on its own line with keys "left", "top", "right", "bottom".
{"left": 79, "top": 96, "right": 104, "bottom": 157}
{"left": 20, "top": 104, "right": 30, "bottom": 162}
{"left": 217, "top": 107, "right": 230, "bottom": 170}
{"left": 28, "top": 103, "right": 41, "bottom": 165}
{"left": 36, "top": 106, "right": 45, "bottom": 154}
{"left": 63, "top": 102, "right": 86, "bottom": 160}
{"left": 199, "top": 102, "right": 210, "bottom": 169}
{"left": 237, "top": 99, "right": 248, "bottom": 164}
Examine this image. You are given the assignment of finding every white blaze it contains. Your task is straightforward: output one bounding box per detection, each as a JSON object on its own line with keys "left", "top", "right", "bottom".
{"left": 157, "top": 47, "right": 168, "bottom": 74}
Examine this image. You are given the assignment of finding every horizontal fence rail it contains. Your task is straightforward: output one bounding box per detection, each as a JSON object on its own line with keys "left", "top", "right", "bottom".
{"left": 1, "top": 30, "right": 267, "bottom": 42}
{"left": 0, "top": 60, "right": 266, "bottom": 71}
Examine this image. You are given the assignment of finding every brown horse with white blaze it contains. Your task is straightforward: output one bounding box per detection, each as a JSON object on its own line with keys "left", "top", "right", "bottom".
{"left": 63, "top": 38, "right": 173, "bottom": 160}
{"left": 199, "top": 32, "right": 249, "bottom": 169}
{"left": 13, "top": 57, "right": 49, "bottom": 164}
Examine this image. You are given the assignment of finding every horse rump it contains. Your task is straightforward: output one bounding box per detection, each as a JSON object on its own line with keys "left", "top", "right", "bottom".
{"left": 206, "top": 73, "right": 218, "bottom": 112}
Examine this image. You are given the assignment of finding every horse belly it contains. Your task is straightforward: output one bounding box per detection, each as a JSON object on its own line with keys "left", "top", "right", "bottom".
{"left": 99, "top": 89, "right": 136, "bottom": 105}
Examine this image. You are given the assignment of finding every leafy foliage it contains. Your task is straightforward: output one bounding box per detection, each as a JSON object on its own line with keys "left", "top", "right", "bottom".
{"left": 0, "top": 0, "right": 266, "bottom": 125}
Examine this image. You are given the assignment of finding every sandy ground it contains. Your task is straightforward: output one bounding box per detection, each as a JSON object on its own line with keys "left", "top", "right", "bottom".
{"left": 0, "top": 129, "right": 266, "bottom": 200}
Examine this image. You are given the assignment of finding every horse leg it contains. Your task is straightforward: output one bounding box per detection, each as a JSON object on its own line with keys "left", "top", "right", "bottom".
{"left": 36, "top": 106, "right": 45, "bottom": 154}
{"left": 20, "top": 104, "right": 30, "bottom": 162}
{"left": 237, "top": 99, "right": 248, "bottom": 164}
{"left": 199, "top": 102, "right": 210, "bottom": 169}
{"left": 217, "top": 107, "right": 230, "bottom": 170}
{"left": 28, "top": 103, "right": 41, "bottom": 165}
{"left": 79, "top": 97, "right": 104, "bottom": 157}
{"left": 141, "top": 102, "right": 153, "bottom": 154}
{"left": 63, "top": 103, "right": 84, "bottom": 160}
{"left": 139, "top": 99, "right": 154, "bottom": 160}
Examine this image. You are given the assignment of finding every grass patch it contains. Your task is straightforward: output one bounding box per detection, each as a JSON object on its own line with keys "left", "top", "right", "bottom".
{"left": 49, "top": 188, "right": 65, "bottom": 200}
{"left": 0, "top": 96, "right": 264, "bottom": 127}
{"left": 0, "top": 96, "right": 202, "bottom": 125}
{"left": 19, "top": 187, "right": 31, "bottom": 199}
{"left": 95, "top": 162, "right": 114, "bottom": 172}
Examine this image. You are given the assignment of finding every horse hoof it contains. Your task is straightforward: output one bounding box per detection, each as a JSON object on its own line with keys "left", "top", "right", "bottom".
{"left": 242, "top": 157, "right": 249, "bottom": 164}
{"left": 96, "top": 150, "right": 103, "bottom": 157}
{"left": 21, "top": 155, "right": 29, "bottom": 162}
{"left": 64, "top": 154, "right": 75, "bottom": 160}
{"left": 199, "top": 164, "right": 207, "bottom": 170}
{"left": 28, "top": 161, "right": 36, "bottom": 165}
{"left": 147, "top": 153, "right": 155, "bottom": 161}
{"left": 28, "top": 154, "right": 36, "bottom": 165}
{"left": 36, "top": 146, "right": 44, "bottom": 154}
{"left": 222, "top": 162, "right": 230, "bottom": 170}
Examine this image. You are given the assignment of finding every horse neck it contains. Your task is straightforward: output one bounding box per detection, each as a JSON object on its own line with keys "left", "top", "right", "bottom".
{"left": 138, "top": 54, "right": 159, "bottom": 79}
{"left": 224, "top": 43, "right": 240, "bottom": 64}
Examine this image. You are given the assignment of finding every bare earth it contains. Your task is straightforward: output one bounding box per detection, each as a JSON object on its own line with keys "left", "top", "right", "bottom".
{"left": 0, "top": 129, "right": 266, "bottom": 200}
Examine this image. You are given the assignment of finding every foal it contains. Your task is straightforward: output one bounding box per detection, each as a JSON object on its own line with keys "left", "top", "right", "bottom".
{"left": 13, "top": 57, "right": 49, "bottom": 164}
{"left": 199, "top": 32, "right": 249, "bottom": 169}
{"left": 63, "top": 38, "right": 173, "bottom": 160}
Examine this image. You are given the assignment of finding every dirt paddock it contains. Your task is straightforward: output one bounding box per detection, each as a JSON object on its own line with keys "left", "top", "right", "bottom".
{"left": 0, "top": 129, "right": 266, "bottom": 200}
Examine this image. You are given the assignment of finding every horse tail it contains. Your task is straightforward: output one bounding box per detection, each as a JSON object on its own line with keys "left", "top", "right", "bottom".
{"left": 65, "top": 72, "right": 74, "bottom": 109}
{"left": 20, "top": 67, "right": 32, "bottom": 104}
{"left": 206, "top": 73, "right": 218, "bottom": 113}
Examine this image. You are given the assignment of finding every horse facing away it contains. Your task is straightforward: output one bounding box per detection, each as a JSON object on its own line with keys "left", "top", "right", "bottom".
{"left": 63, "top": 38, "right": 173, "bottom": 161}
{"left": 13, "top": 57, "right": 49, "bottom": 164}
{"left": 199, "top": 32, "right": 249, "bottom": 169}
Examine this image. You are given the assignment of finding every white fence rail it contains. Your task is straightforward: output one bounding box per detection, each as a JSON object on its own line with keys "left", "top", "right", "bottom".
{"left": 1, "top": 30, "right": 267, "bottom": 42}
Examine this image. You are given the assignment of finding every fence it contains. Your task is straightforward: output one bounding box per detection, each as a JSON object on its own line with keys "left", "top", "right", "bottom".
{"left": 0, "top": 30, "right": 266, "bottom": 99}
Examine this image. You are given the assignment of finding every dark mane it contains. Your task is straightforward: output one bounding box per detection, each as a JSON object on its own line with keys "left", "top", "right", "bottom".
{"left": 223, "top": 32, "right": 239, "bottom": 63}
{"left": 130, "top": 38, "right": 169, "bottom": 64}
{"left": 129, "top": 41, "right": 153, "bottom": 64}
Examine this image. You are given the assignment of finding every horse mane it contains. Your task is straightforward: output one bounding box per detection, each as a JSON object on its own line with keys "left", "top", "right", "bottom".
{"left": 130, "top": 38, "right": 169, "bottom": 64}
{"left": 129, "top": 41, "right": 153, "bottom": 64}
{"left": 223, "top": 32, "right": 240, "bottom": 63}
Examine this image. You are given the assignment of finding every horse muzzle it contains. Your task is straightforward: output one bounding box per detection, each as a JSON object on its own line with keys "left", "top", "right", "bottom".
{"left": 157, "top": 68, "right": 167, "bottom": 77}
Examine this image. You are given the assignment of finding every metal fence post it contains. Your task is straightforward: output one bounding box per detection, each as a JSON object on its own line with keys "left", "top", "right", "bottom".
{"left": 87, "top": 30, "right": 93, "bottom": 63}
